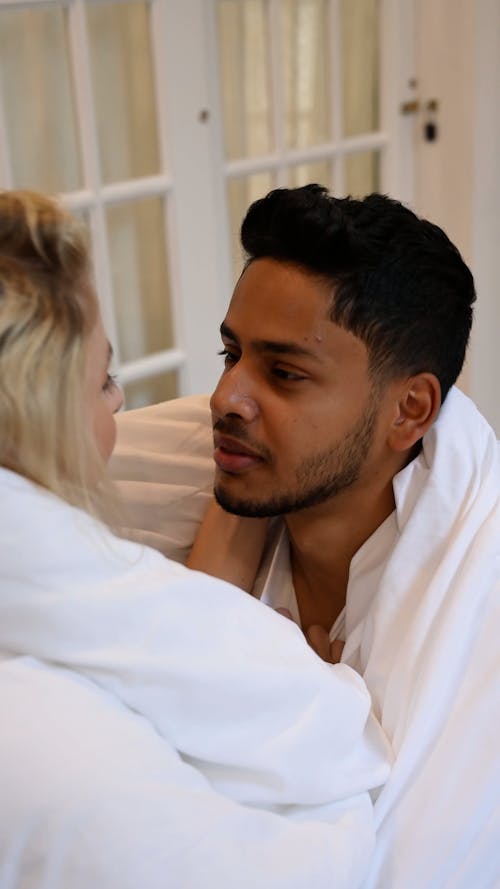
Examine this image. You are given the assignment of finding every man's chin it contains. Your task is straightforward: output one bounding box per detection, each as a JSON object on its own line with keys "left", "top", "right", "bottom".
{"left": 214, "top": 485, "right": 277, "bottom": 518}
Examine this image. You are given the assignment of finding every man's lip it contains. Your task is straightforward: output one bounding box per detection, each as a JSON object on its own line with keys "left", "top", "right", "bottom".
{"left": 213, "top": 434, "right": 262, "bottom": 459}
{"left": 213, "top": 434, "right": 265, "bottom": 474}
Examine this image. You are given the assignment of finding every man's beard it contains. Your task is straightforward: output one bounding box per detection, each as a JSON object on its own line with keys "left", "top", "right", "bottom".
{"left": 214, "top": 398, "right": 379, "bottom": 518}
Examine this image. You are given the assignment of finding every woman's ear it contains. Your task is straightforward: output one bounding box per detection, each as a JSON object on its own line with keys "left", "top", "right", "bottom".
{"left": 388, "top": 373, "right": 441, "bottom": 452}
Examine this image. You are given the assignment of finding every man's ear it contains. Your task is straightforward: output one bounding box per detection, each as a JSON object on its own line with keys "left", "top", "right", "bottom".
{"left": 387, "top": 373, "right": 441, "bottom": 452}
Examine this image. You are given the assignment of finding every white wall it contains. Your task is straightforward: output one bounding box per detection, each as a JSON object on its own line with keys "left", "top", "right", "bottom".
{"left": 469, "top": 0, "right": 500, "bottom": 435}
{"left": 414, "top": 0, "right": 499, "bottom": 434}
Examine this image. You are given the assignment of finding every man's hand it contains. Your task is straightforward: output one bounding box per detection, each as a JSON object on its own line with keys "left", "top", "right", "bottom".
{"left": 275, "top": 609, "right": 345, "bottom": 664}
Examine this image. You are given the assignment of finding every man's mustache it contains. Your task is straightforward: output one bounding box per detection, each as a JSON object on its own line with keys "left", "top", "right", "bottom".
{"left": 212, "top": 417, "right": 271, "bottom": 461}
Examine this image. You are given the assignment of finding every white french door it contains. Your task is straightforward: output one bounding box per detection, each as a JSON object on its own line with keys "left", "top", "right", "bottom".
{"left": 0, "top": 0, "right": 416, "bottom": 406}
{"left": 0, "top": 0, "right": 187, "bottom": 407}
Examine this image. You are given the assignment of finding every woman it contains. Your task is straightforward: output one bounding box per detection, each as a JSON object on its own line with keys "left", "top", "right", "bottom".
{"left": 0, "top": 191, "right": 390, "bottom": 888}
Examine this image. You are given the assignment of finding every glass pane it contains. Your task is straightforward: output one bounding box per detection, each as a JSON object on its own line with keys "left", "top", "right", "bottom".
{"left": 0, "top": 7, "right": 81, "bottom": 192}
{"left": 341, "top": 0, "right": 380, "bottom": 137}
{"left": 283, "top": 0, "right": 330, "bottom": 148}
{"left": 87, "top": 2, "right": 160, "bottom": 183}
{"left": 289, "top": 160, "right": 331, "bottom": 188}
{"left": 344, "top": 151, "right": 380, "bottom": 197}
{"left": 106, "top": 197, "right": 173, "bottom": 362}
{"left": 123, "top": 370, "right": 178, "bottom": 409}
{"left": 217, "top": 0, "right": 272, "bottom": 159}
{"left": 227, "top": 172, "right": 274, "bottom": 278}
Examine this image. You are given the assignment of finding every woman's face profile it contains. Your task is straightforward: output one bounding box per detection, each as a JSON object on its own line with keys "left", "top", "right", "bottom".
{"left": 84, "top": 308, "right": 123, "bottom": 464}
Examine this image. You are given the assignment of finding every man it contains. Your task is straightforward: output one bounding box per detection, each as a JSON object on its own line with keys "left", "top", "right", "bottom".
{"left": 111, "top": 186, "right": 500, "bottom": 888}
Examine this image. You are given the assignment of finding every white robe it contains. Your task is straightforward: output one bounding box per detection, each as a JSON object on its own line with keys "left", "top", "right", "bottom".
{"left": 0, "top": 467, "right": 391, "bottom": 889}
{"left": 111, "top": 386, "right": 500, "bottom": 889}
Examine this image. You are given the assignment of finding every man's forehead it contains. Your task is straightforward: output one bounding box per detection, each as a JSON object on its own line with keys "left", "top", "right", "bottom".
{"left": 228, "top": 257, "right": 334, "bottom": 322}
{"left": 221, "top": 272, "right": 369, "bottom": 371}
{"left": 237, "top": 256, "right": 333, "bottom": 292}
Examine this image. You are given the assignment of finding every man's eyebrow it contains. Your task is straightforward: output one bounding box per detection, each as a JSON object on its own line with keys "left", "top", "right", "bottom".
{"left": 107, "top": 341, "right": 114, "bottom": 365}
{"left": 219, "top": 322, "right": 321, "bottom": 361}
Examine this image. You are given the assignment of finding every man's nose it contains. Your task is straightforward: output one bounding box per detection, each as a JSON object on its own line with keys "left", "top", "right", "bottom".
{"left": 210, "top": 364, "right": 259, "bottom": 423}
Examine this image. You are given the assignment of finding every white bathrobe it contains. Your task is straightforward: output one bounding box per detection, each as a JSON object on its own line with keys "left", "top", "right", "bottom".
{"left": 0, "top": 467, "right": 391, "bottom": 889}
{"left": 110, "top": 386, "right": 500, "bottom": 889}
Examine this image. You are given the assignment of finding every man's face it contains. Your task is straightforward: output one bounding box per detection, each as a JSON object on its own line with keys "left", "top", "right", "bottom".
{"left": 210, "top": 258, "right": 385, "bottom": 518}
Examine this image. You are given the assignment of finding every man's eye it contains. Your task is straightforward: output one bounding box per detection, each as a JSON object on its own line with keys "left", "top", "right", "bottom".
{"left": 218, "top": 348, "right": 239, "bottom": 366}
{"left": 272, "top": 367, "right": 307, "bottom": 382}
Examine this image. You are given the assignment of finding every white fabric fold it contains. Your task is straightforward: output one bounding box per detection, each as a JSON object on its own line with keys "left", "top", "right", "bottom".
{"left": 0, "top": 654, "right": 373, "bottom": 889}
{"left": 341, "top": 388, "right": 500, "bottom": 888}
{"left": 110, "top": 386, "right": 500, "bottom": 888}
{"left": 0, "top": 466, "right": 392, "bottom": 888}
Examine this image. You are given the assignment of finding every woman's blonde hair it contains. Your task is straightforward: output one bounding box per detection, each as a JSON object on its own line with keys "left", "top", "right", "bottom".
{"left": 0, "top": 189, "right": 107, "bottom": 512}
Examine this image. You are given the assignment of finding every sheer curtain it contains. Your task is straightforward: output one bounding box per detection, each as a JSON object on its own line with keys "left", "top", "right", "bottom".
{"left": 216, "top": 0, "right": 381, "bottom": 277}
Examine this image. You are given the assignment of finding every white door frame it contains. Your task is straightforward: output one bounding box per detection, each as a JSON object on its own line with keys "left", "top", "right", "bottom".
{"left": 159, "top": 0, "right": 232, "bottom": 395}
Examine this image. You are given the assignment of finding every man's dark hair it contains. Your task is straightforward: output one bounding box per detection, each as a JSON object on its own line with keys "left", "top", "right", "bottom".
{"left": 240, "top": 184, "right": 476, "bottom": 401}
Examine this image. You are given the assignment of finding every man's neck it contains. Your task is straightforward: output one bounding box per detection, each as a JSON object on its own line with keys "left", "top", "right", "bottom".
{"left": 285, "top": 479, "right": 397, "bottom": 632}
